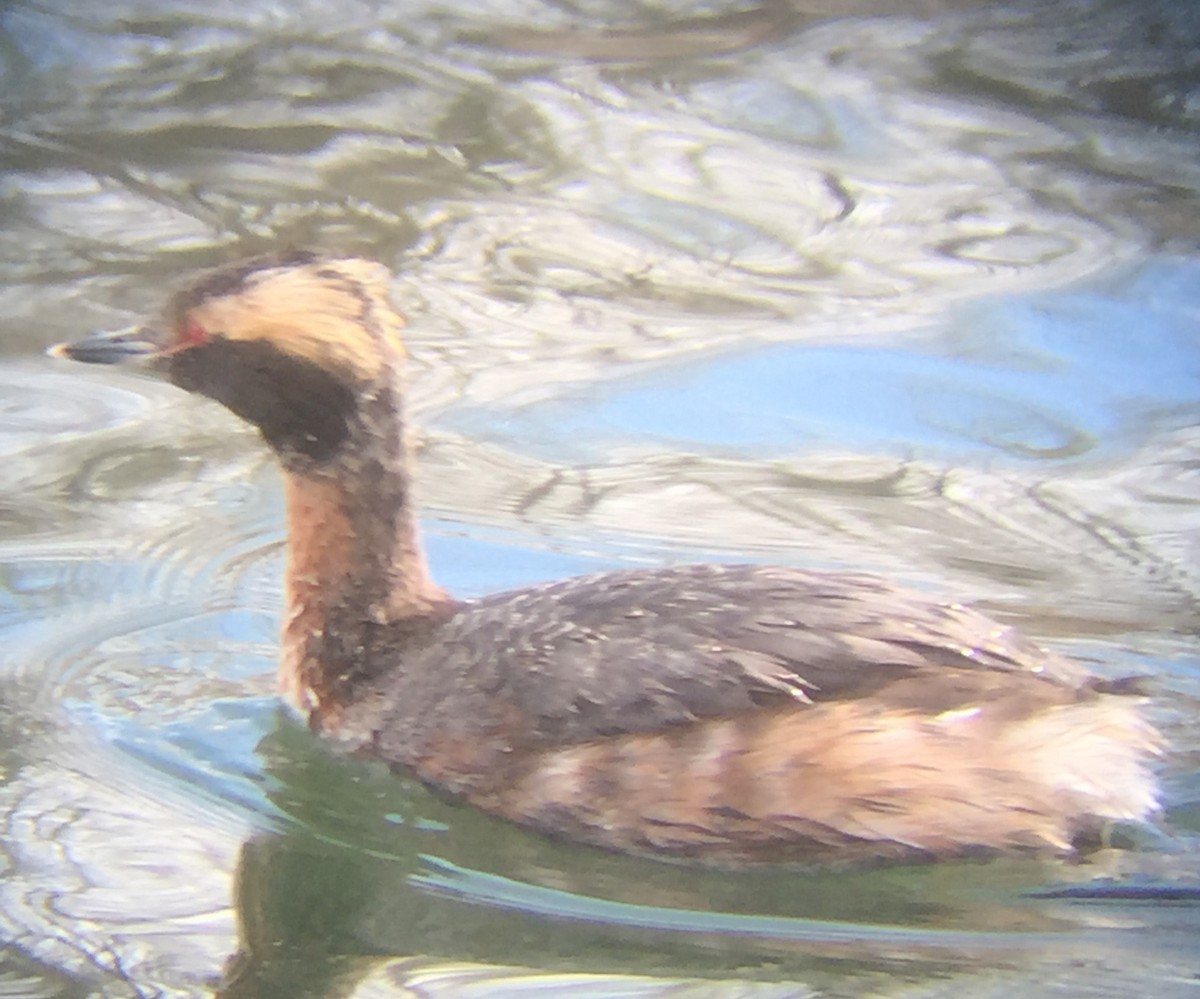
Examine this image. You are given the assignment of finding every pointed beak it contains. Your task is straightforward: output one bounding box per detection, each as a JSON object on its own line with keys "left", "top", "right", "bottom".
{"left": 48, "top": 325, "right": 163, "bottom": 366}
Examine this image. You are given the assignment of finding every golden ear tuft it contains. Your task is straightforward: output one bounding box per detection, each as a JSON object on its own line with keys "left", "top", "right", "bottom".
{"left": 177, "top": 256, "right": 407, "bottom": 380}
{"left": 322, "top": 257, "right": 407, "bottom": 355}
{"left": 329, "top": 258, "right": 394, "bottom": 301}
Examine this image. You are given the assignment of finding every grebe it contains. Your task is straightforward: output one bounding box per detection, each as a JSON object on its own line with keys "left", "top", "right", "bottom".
{"left": 54, "top": 253, "right": 1160, "bottom": 864}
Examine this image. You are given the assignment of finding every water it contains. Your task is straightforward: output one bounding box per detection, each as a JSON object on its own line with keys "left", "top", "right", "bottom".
{"left": 1, "top": 0, "right": 1198, "bottom": 995}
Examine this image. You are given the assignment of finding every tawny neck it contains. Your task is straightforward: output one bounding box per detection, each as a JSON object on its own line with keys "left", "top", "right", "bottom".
{"left": 276, "top": 399, "right": 452, "bottom": 724}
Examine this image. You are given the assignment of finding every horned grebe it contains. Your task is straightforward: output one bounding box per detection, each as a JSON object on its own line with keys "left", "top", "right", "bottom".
{"left": 53, "top": 253, "right": 1160, "bottom": 864}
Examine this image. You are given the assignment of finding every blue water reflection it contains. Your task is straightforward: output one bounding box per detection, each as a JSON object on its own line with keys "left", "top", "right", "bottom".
{"left": 450, "top": 258, "right": 1198, "bottom": 465}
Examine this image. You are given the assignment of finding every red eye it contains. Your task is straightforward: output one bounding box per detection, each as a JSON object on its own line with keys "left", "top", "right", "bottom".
{"left": 180, "top": 318, "right": 209, "bottom": 346}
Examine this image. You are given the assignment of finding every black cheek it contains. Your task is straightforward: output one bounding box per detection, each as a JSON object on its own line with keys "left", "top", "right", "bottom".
{"left": 167, "top": 338, "right": 358, "bottom": 464}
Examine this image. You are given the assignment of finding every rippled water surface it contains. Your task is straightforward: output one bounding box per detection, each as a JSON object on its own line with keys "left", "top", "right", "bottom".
{"left": 2, "top": 0, "right": 1199, "bottom": 996}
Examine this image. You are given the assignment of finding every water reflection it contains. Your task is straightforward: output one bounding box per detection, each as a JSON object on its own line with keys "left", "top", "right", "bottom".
{"left": 1, "top": 0, "right": 1198, "bottom": 995}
